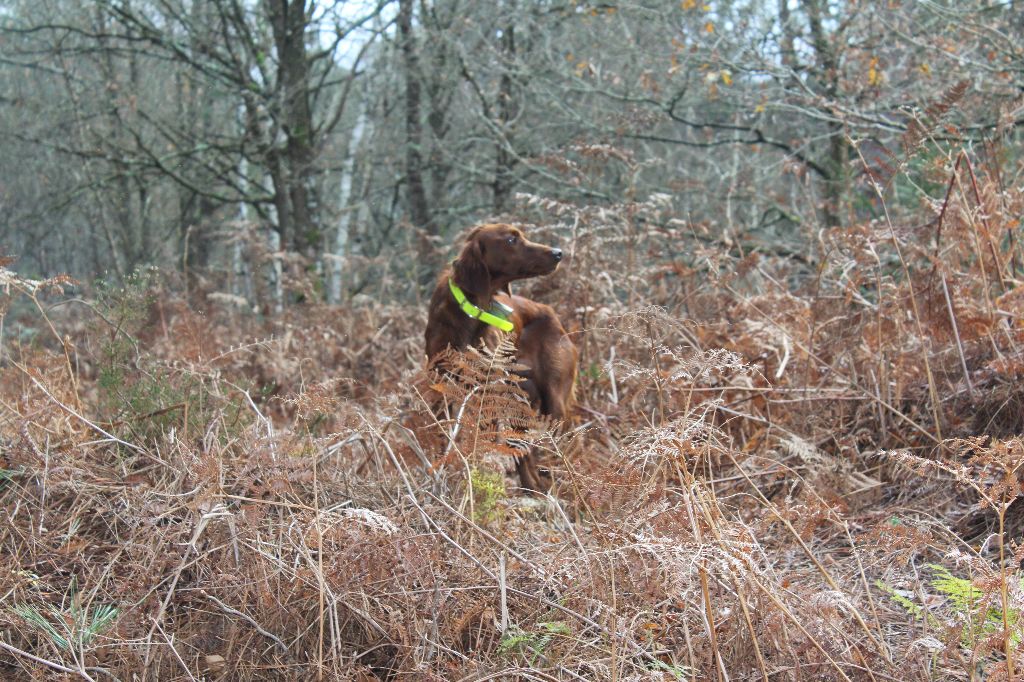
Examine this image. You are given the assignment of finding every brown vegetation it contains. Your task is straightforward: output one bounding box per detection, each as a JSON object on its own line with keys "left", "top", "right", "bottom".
{"left": 2, "top": 148, "right": 1024, "bottom": 681}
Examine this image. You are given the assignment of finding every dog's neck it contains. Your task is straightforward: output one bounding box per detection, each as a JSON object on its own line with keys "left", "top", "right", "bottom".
{"left": 453, "top": 278, "right": 498, "bottom": 308}
{"left": 426, "top": 267, "right": 504, "bottom": 357}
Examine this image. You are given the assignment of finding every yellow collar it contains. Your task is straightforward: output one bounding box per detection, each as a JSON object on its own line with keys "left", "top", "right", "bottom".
{"left": 448, "top": 279, "right": 515, "bottom": 332}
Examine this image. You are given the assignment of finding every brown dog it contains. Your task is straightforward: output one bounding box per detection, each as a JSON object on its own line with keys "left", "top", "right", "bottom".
{"left": 425, "top": 223, "right": 577, "bottom": 490}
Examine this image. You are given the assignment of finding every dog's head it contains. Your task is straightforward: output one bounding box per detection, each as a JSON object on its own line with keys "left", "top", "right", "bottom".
{"left": 452, "top": 223, "right": 563, "bottom": 298}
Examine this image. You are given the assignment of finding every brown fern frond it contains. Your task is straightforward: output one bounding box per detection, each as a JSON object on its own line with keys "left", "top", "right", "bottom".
{"left": 863, "top": 141, "right": 901, "bottom": 188}
{"left": 415, "top": 337, "right": 540, "bottom": 471}
{"left": 901, "top": 79, "right": 969, "bottom": 157}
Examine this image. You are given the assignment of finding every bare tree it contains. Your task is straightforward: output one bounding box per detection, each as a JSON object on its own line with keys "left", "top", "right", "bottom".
{"left": 3, "top": 0, "right": 1020, "bottom": 285}
{"left": 2, "top": 0, "right": 390, "bottom": 284}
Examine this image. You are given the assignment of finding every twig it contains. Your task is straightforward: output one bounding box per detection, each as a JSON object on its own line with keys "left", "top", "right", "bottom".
{"left": 748, "top": 575, "right": 854, "bottom": 682}
{"left": 143, "top": 505, "right": 229, "bottom": 672}
{"left": 204, "top": 592, "right": 287, "bottom": 652}
{"left": 498, "top": 553, "right": 508, "bottom": 635}
{"left": 853, "top": 141, "right": 944, "bottom": 442}
{"left": 152, "top": 618, "right": 198, "bottom": 681}
{"left": 940, "top": 272, "right": 974, "bottom": 398}
{"left": 421, "top": 489, "right": 534, "bottom": 569}
{"left": 443, "top": 384, "right": 482, "bottom": 461}
{"left": 961, "top": 153, "right": 1006, "bottom": 292}
{"left": 459, "top": 669, "right": 563, "bottom": 682}
{"left": 725, "top": 451, "right": 891, "bottom": 662}
{"left": 723, "top": 283, "right": 942, "bottom": 446}
{"left": 221, "top": 493, "right": 317, "bottom": 512}
{"left": 18, "top": 366, "right": 144, "bottom": 454}
{"left": 0, "top": 638, "right": 96, "bottom": 681}
{"left": 240, "top": 388, "right": 275, "bottom": 446}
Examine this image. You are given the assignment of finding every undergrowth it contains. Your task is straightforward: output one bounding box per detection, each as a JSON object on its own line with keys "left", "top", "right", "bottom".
{"left": 1, "top": 133, "right": 1024, "bottom": 680}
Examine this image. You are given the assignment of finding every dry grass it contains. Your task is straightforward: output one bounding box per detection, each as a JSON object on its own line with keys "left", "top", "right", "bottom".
{"left": 2, "top": 145, "right": 1024, "bottom": 681}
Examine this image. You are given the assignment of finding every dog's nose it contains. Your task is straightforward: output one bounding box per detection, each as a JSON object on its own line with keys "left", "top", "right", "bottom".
{"left": 551, "top": 248, "right": 563, "bottom": 262}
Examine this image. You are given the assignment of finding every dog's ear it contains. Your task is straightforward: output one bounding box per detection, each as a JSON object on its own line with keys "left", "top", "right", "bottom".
{"left": 453, "top": 236, "right": 491, "bottom": 299}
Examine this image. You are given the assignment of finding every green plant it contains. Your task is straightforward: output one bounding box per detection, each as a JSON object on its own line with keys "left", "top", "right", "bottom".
{"left": 879, "top": 565, "right": 1024, "bottom": 649}
{"left": 583, "top": 362, "right": 602, "bottom": 380}
{"left": 928, "top": 564, "right": 1022, "bottom": 647}
{"left": 93, "top": 268, "right": 157, "bottom": 421}
{"left": 498, "top": 621, "right": 570, "bottom": 664}
{"left": 647, "top": 659, "right": 690, "bottom": 680}
{"left": 876, "top": 580, "right": 924, "bottom": 620}
{"left": 12, "top": 588, "right": 119, "bottom": 654}
{"left": 90, "top": 269, "right": 249, "bottom": 444}
{"left": 0, "top": 467, "right": 22, "bottom": 486}
{"left": 468, "top": 467, "right": 506, "bottom": 525}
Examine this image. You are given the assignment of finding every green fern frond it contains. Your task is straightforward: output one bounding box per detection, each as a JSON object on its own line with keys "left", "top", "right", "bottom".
{"left": 12, "top": 600, "right": 119, "bottom": 653}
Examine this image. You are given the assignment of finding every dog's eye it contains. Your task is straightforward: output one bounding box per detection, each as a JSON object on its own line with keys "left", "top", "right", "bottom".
{"left": 506, "top": 235, "right": 517, "bottom": 245}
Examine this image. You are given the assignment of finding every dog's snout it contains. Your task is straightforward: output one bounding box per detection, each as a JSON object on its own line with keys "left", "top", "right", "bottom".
{"left": 551, "top": 248, "right": 563, "bottom": 262}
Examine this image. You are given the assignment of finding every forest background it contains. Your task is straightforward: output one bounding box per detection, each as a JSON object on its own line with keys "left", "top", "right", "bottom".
{"left": 2, "top": 1, "right": 1024, "bottom": 680}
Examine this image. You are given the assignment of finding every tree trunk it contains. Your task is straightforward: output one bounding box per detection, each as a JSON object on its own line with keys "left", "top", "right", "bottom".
{"left": 823, "top": 123, "right": 850, "bottom": 228}
{"left": 266, "top": 0, "right": 319, "bottom": 257}
{"left": 398, "top": 0, "right": 436, "bottom": 272}
{"left": 493, "top": 7, "right": 518, "bottom": 214}
{"left": 331, "top": 101, "right": 369, "bottom": 302}
{"left": 803, "top": 0, "right": 848, "bottom": 228}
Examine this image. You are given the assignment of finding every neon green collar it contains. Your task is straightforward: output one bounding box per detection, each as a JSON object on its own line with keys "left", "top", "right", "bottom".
{"left": 448, "top": 278, "right": 514, "bottom": 332}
